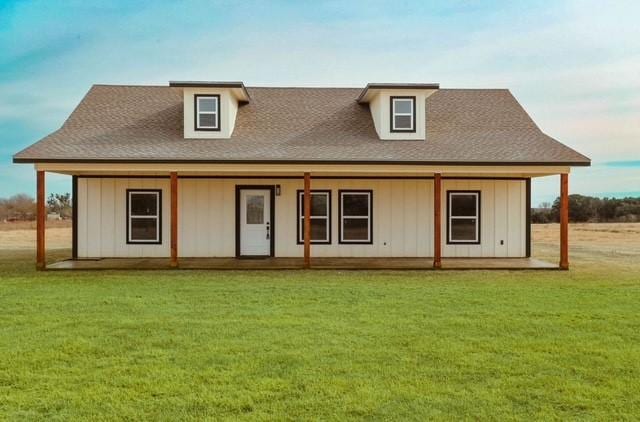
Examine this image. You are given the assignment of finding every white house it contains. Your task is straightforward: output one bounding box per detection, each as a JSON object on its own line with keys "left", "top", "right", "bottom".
{"left": 13, "top": 81, "right": 589, "bottom": 270}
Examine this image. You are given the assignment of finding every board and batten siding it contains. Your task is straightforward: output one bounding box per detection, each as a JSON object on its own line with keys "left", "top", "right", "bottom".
{"left": 178, "top": 179, "right": 434, "bottom": 258}
{"left": 76, "top": 177, "right": 527, "bottom": 259}
{"left": 441, "top": 179, "right": 527, "bottom": 258}
{"left": 76, "top": 178, "right": 171, "bottom": 258}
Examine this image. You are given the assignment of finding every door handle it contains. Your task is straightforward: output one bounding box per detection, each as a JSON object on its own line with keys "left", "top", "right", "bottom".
{"left": 266, "top": 222, "right": 270, "bottom": 240}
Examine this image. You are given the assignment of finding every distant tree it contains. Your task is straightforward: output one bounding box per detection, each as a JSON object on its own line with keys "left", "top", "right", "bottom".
{"left": 47, "top": 193, "right": 72, "bottom": 218}
{"left": 598, "top": 198, "right": 619, "bottom": 221}
{"left": 531, "top": 208, "right": 554, "bottom": 224}
{"left": 615, "top": 199, "right": 640, "bottom": 222}
{"left": 0, "top": 194, "right": 36, "bottom": 220}
{"left": 552, "top": 194, "right": 598, "bottom": 222}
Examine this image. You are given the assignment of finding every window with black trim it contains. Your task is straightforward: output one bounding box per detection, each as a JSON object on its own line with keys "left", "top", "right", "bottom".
{"left": 447, "top": 191, "right": 480, "bottom": 244}
{"left": 339, "top": 190, "right": 372, "bottom": 244}
{"left": 390, "top": 96, "right": 415, "bottom": 132}
{"left": 127, "top": 190, "right": 161, "bottom": 244}
{"left": 297, "top": 190, "right": 331, "bottom": 244}
{"left": 195, "top": 94, "right": 220, "bottom": 131}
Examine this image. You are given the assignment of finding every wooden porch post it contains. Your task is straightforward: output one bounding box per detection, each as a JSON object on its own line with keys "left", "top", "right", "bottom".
{"left": 303, "top": 172, "right": 311, "bottom": 269}
{"left": 36, "top": 170, "right": 45, "bottom": 270}
{"left": 433, "top": 173, "right": 442, "bottom": 269}
{"left": 170, "top": 171, "right": 178, "bottom": 268}
{"left": 560, "top": 173, "right": 569, "bottom": 270}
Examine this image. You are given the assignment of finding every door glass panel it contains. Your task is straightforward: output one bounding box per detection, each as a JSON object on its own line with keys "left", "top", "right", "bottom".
{"left": 246, "top": 195, "right": 264, "bottom": 224}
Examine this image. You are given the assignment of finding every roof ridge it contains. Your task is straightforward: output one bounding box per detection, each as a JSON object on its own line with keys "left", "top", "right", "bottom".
{"left": 88, "top": 84, "right": 514, "bottom": 91}
{"left": 245, "top": 86, "right": 362, "bottom": 89}
{"left": 438, "top": 88, "right": 509, "bottom": 91}
{"left": 92, "top": 84, "right": 171, "bottom": 88}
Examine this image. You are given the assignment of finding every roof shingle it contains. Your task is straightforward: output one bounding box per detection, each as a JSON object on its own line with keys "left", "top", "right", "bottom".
{"left": 13, "top": 85, "right": 590, "bottom": 165}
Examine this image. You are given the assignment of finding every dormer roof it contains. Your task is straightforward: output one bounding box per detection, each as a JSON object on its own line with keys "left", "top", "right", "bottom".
{"left": 169, "top": 80, "right": 250, "bottom": 102}
{"left": 357, "top": 82, "right": 440, "bottom": 103}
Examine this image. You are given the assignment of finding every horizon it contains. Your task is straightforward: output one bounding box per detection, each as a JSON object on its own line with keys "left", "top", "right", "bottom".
{"left": 2, "top": 0, "right": 639, "bottom": 202}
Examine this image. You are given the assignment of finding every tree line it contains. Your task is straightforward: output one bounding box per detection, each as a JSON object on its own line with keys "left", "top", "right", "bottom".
{"left": 533, "top": 195, "right": 640, "bottom": 223}
{"left": 0, "top": 193, "right": 72, "bottom": 221}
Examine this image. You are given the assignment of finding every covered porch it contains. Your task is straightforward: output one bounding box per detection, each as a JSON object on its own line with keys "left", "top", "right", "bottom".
{"left": 47, "top": 257, "right": 557, "bottom": 270}
{"left": 33, "top": 162, "right": 571, "bottom": 271}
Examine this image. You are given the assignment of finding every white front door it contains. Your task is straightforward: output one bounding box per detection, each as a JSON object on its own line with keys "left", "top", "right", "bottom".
{"left": 239, "top": 189, "right": 271, "bottom": 256}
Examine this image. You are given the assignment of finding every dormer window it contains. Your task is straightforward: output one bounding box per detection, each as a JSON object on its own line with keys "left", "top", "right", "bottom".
{"left": 390, "top": 96, "right": 416, "bottom": 132}
{"left": 194, "top": 94, "right": 220, "bottom": 131}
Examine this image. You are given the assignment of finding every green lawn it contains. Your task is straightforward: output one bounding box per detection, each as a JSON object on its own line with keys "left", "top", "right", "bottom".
{"left": 1, "top": 249, "right": 639, "bottom": 420}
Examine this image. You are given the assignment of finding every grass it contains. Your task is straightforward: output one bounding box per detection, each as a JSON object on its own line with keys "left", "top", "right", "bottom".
{"left": 1, "top": 226, "right": 640, "bottom": 420}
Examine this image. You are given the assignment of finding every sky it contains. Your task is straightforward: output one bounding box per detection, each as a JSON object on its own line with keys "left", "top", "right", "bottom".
{"left": 1, "top": 0, "right": 639, "bottom": 205}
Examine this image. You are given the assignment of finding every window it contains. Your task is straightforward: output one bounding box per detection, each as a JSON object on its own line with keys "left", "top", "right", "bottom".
{"left": 297, "top": 190, "right": 331, "bottom": 244}
{"left": 194, "top": 94, "right": 220, "bottom": 131}
{"left": 339, "top": 190, "right": 372, "bottom": 244}
{"left": 127, "top": 190, "right": 161, "bottom": 244}
{"left": 390, "top": 96, "right": 415, "bottom": 132}
{"left": 447, "top": 191, "right": 480, "bottom": 244}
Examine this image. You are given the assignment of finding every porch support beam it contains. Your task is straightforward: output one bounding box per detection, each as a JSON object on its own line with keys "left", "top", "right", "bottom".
{"left": 170, "top": 171, "right": 178, "bottom": 268}
{"left": 433, "top": 173, "right": 442, "bottom": 269}
{"left": 559, "top": 173, "right": 569, "bottom": 270}
{"left": 36, "top": 170, "right": 45, "bottom": 270}
{"left": 303, "top": 172, "right": 311, "bottom": 269}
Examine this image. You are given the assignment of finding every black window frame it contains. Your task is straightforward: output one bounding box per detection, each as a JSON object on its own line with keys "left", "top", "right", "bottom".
{"left": 389, "top": 96, "right": 416, "bottom": 133}
{"left": 446, "top": 190, "right": 481, "bottom": 245}
{"left": 126, "top": 189, "right": 162, "bottom": 245}
{"left": 338, "top": 190, "right": 373, "bottom": 245}
{"left": 194, "top": 94, "right": 221, "bottom": 132}
{"left": 296, "top": 190, "right": 332, "bottom": 245}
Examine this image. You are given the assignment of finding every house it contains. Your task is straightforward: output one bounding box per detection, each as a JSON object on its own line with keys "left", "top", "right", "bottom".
{"left": 13, "top": 81, "right": 590, "bottom": 270}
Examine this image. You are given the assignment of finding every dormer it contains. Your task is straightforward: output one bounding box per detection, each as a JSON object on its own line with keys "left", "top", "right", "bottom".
{"left": 169, "top": 81, "right": 250, "bottom": 139}
{"left": 357, "top": 83, "right": 439, "bottom": 140}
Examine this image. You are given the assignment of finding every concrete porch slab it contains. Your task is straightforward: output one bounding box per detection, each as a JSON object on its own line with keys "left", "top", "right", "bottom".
{"left": 47, "top": 257, "right": 558, "bottom": 270}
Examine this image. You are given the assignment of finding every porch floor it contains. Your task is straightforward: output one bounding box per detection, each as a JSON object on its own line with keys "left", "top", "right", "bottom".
{"left": 46, "top": 257, "right": 558, "bottom": 270}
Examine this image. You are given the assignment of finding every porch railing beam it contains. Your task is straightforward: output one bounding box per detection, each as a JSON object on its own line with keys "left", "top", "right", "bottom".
{"left": 304, "top": 172, "right": 311, "bottom": 269}
{"left": 433, "top": 173, "right": 442, "bottom": 269}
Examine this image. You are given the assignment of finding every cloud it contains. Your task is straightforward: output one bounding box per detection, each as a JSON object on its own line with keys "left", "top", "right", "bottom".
{"left": 0, "top": 0, "right": 639, "bottom": 197}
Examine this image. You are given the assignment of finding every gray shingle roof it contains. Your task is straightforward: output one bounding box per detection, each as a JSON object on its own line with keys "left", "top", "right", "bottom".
{"left": 13, "top": 85, "right": 590, "bottom": 165}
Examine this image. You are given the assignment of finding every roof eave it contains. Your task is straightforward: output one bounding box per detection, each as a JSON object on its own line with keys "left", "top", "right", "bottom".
{"left": 12, "top": 157, "right": 592, "bottom": 166}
